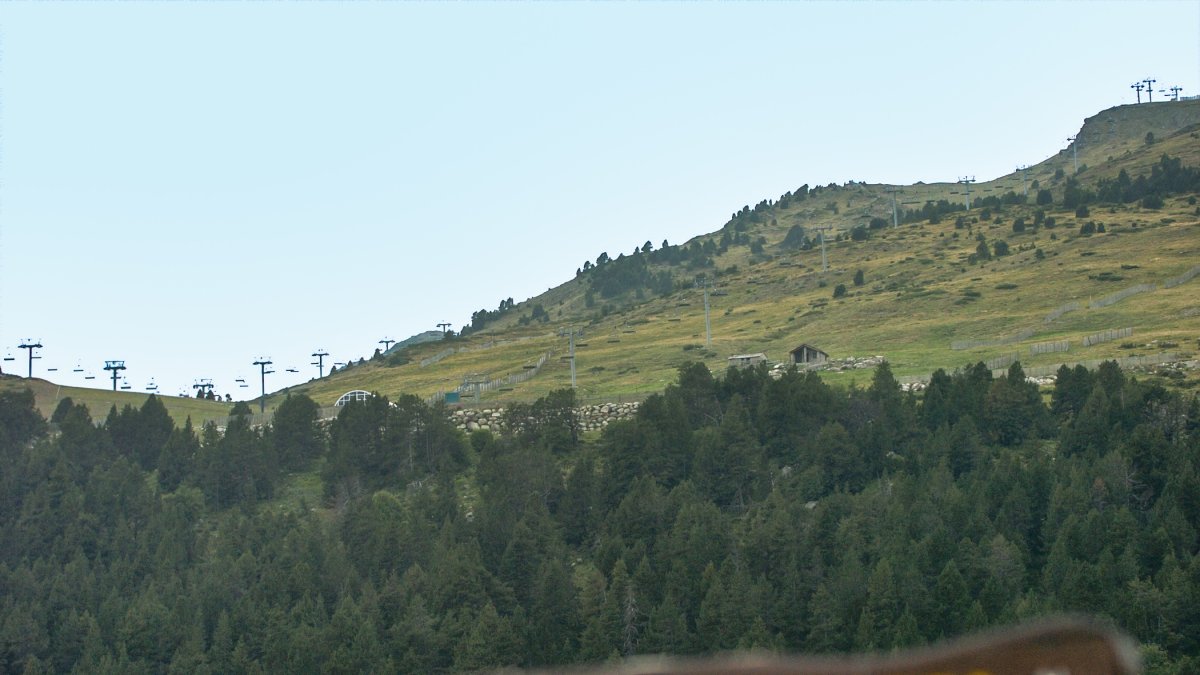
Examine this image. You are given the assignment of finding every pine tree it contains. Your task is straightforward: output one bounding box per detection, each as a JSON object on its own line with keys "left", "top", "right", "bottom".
{"left": 157, "top": 418, "right": 199, "bottom": 492}
{"left": 858, "top": 558, "right": 901, "bottom": 649}
{"left": 453, "top": 601, "right": 521, "bottom": 671}
{"left": 527, "top": 559, "right": 581, "bottom": 666}
{"left": 557, "top": 455, "right": 599, "bottom": 547}
{"left": 577, "top": 566, "right": 617, "bottom": 662}
{"left": 271, "top": 394, "right": 323, "bottom": 472}
{"left": 931, "top": 561, "right": 971, "bottom": 639}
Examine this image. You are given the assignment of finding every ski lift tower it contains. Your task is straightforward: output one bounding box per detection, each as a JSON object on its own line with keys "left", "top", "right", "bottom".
{"left": 253, "top": 358, "right": 274, "bottom": 414}
{"left": 192, "top": 379, "right": 215, "bottom": 399}
{"left": 558, "top": 327, "right": 585, "bottom": 389}
{"left": 17, "top": 339, "right": 43, "bottom": 378}
{"left": 696, "top": 275, "right": 712, "bottom": 349}
{"left": 885, "top": 187, "right": 903, "bottom": 228}
{"left": 104, "top": 360, "right": 127, "bottom": 391}
{"left": 1017, "top": 165, "right": 1031, "bottom": 197}
{"left": 311, "top": 349, "right": 329, "bottom": 378}
{"left": 958, "top": 177, "right": 976, "bottom": 210}
{"left": 813, "top": 225, "right": 834, "bottom": 272}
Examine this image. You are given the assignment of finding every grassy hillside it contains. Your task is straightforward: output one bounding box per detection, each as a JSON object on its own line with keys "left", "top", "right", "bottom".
{"left": 12, "top": 102, "right": 1200, "bottom": 417}
{"left": 272, "top": 101, "right": 1200, "bottom": 410}
{"left": 0, "top": 375, "right": 234, "bottom": 426}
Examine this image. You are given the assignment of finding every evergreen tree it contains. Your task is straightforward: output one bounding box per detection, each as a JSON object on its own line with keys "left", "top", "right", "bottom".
{"left": 578, "top": 565, "right": 619, "bottom": 662}
{"left": 693, "top": 397, "right": 762, "bottom": 509}
{"left": 1060, "top": 386, "right": 1112, "bottom": 457}
{"left": 157, "top": 418, "right": 199, "bottom": 492}
{"left": 671, "top": 362, "right": 721, "bottom": 428}
{"left": 921, "top": 368, "right": 954, "bottom": 431}
{"left": 982, "top": 362, "right": 1046, "bottom": 446}
{"left": 271, "top": 394, "right": 323, "bottom": 472}
{"left": 931, "top": 560, "right": 971, "bottom": 639}
{"left": 527, "top": 558, "right": 581, "bottom": 666}
{"left": 812, "top": 421, "right": 861, "bottom": 493}
{"left": 454, "top": 601, "right": 521, "bottom": 671}
{"left": 557, "top": 454, "right": 600, "bottom": 546}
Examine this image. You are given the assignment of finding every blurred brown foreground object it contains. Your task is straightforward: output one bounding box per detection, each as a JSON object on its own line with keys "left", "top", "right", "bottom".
{"left": 533, "top": 616, "right": 1140, "bottom": 675}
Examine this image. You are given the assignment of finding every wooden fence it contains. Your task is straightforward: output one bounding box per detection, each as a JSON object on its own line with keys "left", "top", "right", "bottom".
{"left": 420, "top": 348, "right": 458, "bottom": 368}
{"left": 425, "top": 350, "right": 553, "bottom": 405}
{"left": 1019, "top": 352, "right": 1180, "bottom": 378}
{"left": 1030, "top": 340, "right": 1070, "bottom": 356}
{"left": 1089, "top": 284, "right": 1155, "bottom": 310}
{"left": 951, "top": 328, "right": 1036, "bottom": 351}
{"left": 1043, "top": 301, "right": 1081, "bottom": 324}
{"left": 1082, "top": 327, "right": 1132, "bottom": 347}
{"left": 985, "top": 353, "right": 1020, "bottom": 371}
{"left": 1163, "top": 264, "right": 1200, "bottom": 289}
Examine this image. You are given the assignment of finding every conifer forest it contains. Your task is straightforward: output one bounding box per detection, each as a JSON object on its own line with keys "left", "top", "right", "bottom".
{"left": 1, "top": 360, "right": 1199, "bottom": 673}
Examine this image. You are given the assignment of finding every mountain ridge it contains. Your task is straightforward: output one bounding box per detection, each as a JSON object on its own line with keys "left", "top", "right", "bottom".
{"left": 274, "top": 101, "right": 1199, "bottom": 410}
{"left": 9, "top": 101, "right": 1200, "bottom": 417}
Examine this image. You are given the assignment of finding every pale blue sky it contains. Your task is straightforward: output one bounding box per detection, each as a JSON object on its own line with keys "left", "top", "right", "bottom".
{"left": 2, "top": 1, "right": 1197, "bottom": 401}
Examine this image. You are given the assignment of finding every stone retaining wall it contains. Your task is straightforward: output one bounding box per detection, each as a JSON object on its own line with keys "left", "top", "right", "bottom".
{"left": 448, "top": 401, "right": 640, "bottom": 434}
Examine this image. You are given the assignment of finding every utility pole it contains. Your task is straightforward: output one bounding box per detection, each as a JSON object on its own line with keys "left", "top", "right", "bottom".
{"left": 1170, "top": 86, "right": 1182, "bottom": 101}
{"left": 696, "top": 276, "right": 712, "bottom": 349}
{"left": 1017, "top": 165, "right": 1031, "bottom": 197}
{"left": 311, "top": 349, "right": 329, "bottom": 378}
{"left": 1144, "top": 78, "right": 1156, "bottom": 103}
{"left": 885, "top": 187, "right": 902, "bottom": 228}
{"left": 1131, "top": 82, "right": 1144, "bottom": 103}
{"left": 1066, "top": 136, "right": 1078, "bottom": 174}
{"left": 958, "top": 176, "right": 976, "bottom": 210}
{"left": 558, "top": 327, "right": 583, "bottom": 389}
{"left": 813, "top": 225, "right": 833, "bottom": 272}
{"left": 104, "top": 360, "right": 126, "bottom": 391}
{"left": 253, "top": 358, "right": 273, "bottom": 414}
{"left": 437, "top": 322, "right": 451, "bottom": 335}
{"left": 379, "top": 337, "right": 395, "bottom": 353}
{"left": 17, "top": 339, "right": 42, "bottom": 378}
